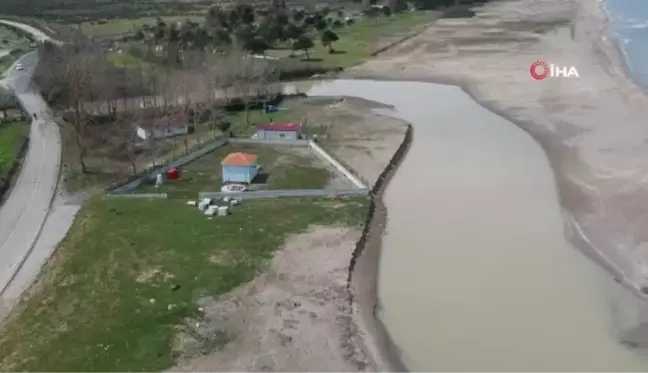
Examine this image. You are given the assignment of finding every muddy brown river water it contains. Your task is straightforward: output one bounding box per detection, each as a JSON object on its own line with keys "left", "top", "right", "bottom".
{"left": 294, "top": 79, "right": 648, "bottom": 371}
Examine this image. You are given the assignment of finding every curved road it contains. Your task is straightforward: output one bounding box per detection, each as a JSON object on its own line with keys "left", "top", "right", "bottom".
{"left": 0, "top": 22, "right": 76, "bottom": 317}
{"left": 0, "top": 20, "right": 62, "bottom": 45}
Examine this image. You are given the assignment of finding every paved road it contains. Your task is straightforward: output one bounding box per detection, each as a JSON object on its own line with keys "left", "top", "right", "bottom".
{"left": 0, "top": 51, "right": 61, "bottom": 294}
{"left": 0, "top": 25, "right": 75, "bottom": 317}
{"left": 0, "top": 20, "right": 62, "bottom": 45}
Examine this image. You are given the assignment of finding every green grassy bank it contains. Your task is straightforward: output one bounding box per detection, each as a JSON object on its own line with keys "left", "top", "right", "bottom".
{"left": 0, "top": 196, "right": 368, "bottom": 371}
{"left": 0, "top": 121, "right": 28, "bottom": 179}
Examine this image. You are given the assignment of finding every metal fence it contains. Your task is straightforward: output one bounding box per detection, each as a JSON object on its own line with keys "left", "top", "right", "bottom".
{"left": 107, "top": 137, "right": 366, "bottom": 196}
{"left": 199, "top": 188, "right": 370, "bottom": 200}
{"left": 108, "top": 139, "right": 229, "bottom": 194}
{"left": 166, "top": 139, "right": 229, "bottom": 169}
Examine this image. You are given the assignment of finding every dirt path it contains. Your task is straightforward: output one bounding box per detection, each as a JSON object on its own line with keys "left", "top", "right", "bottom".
{"left": 171, "top": 226, "right": 372, "bottom": 372}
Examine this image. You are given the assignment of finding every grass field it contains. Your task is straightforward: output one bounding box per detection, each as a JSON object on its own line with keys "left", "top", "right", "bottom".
{"left": 0, "top": 55, "right": 15, "bottom": 77}
{"left": 0, "top": 24, "right": 33, "bottom": 50}
{"left": 225, "top": 106, "right": 304, "bottom": 136}
{"left": 0, "top": 121, "right": 28, "bottom": 179}
{"left": 136, "top": 142, "right": 331, "bottom": 198}
{"left": 81, "top": 16, "right": 204, "bottom": 37}
{"left": 106, "top": 10, "right": 436, "bottom": 77}
{"left": 0, "top": 196, "right": 369, "bottom": 371}
{"left": 106, "top": 50, "right": 153, "bottom": 69}
{"left": 0, "top": 50, "right": 29, "bottom": 77}
{"left": 274, "top": 10, "right": 437, "bottom": 69}
{"left": 1, "top": 0, "right": 209, "bottom": 24}
{"left": 0, "top": 23, "right": 35, "bottom": 77}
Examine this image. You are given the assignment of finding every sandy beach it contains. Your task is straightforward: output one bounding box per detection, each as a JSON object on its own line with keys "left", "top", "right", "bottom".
{"left": 347, "top": 0, "right": 648, "bottom": 348}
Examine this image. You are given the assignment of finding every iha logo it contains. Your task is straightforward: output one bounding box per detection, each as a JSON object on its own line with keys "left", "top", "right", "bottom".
{"left": 530, "top": 60, "right": 580, "bottom": 80}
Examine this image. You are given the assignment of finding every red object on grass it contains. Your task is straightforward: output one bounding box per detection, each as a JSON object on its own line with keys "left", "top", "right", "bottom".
{"left": 166, "top": 168, "right": 180, "bottom": 180}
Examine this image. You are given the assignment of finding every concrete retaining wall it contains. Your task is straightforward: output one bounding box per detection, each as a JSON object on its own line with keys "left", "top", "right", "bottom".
{"left": 347, "top": 123, "right": 413, "bottom": 290}
{"left": 228, "top": 138, "right": 309, "bottom": 146}
{"left": 309, "top": 140, "right": 367, "bottom": 189}
{"left": 106, "top": 192, "right": 167, "bottom": 199}
{"left": 345, "top": 123, "right": 413, "bottom": 372}
{"left": 199, "top": 188, "right": 369, "bottom": 200}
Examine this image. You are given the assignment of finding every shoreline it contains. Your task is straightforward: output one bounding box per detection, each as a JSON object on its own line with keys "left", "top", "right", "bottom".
{"left": 6, "top": 0, "right": 648, "bottom": 369}
{"left": 338, "top": 71, "right": 646, "bottom": 299}
{"left": 347, "top": 122, "right": 414, "bottom": 372}
{"left": 341, "top": 0, "right": 648, "bottom": 367}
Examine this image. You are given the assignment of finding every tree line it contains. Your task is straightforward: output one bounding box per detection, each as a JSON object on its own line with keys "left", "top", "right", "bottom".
{"left": 27, "top": 0, "right": 491, "bottom": 180}
{"left": 130, "top": 1, "right": 366, "bottom": 68}
{"left": 33, "top": 39, "right": 280, "bottom": 177}
{"left": 127, "top": 0, "right": 490, "bottom": 68}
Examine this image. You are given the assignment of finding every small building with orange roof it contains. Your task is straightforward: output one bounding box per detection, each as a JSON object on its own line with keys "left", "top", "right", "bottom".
{"left": 221, "top": 152, "right": 260, "bottom": 184}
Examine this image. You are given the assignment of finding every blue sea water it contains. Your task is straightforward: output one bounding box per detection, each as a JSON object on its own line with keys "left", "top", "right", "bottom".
{"left": 602, "top": 0, "right": 648, "bottom": 88}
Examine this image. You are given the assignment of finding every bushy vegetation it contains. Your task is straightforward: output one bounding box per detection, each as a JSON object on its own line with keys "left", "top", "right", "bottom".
{"left": 0, "top": 0, "right": 212, "bottom": 24}
{"left": 0, "top": 121, "right": 28, "bottom": 182}
{"left": 0, "top": 86, "right": 20, "bottom": 114}
{"left": 0, "top": 0, "right": 485, "bottom": 23}
{"left": 128, "top": 1, "right": 360, "bottom": 66}
{"left": 115, "top": 0, "right": 442, "bottom": 79}
{"left": 411, "top": 0, "right": 488, "bottom": 10}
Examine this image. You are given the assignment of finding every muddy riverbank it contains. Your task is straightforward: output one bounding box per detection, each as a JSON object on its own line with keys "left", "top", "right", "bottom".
{"left": 305, "top": 79, "right": 648, "bottom": 371}
{"left": 346, "top": 0, "right": 648, "bottom": 352}
{"left": 346, "top": 122, "right": 413, "bottom": 373}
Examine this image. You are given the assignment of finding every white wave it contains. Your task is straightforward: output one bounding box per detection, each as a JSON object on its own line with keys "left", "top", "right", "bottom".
{"left": 626, "top": 21, "right": 648, "bottom": 29}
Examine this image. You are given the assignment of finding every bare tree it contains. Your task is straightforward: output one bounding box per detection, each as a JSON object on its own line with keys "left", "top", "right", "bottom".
{"left": 236, "top": 56, "right": 256, "bottom": 127}
{"left": 60, "top": 51, "right": 103, "bottom": 172}
{"left": 160, "top": 66, "right": 179, "bottom": 114}
{"left": 113, "top": 112, "right": 140, "bottom": 176}
{"left": 176, "top": 70, "right": 194, "bottom": 113}
{"left": 215, "top": 52, "right": 244, "bottom": 104}
{"left": 34, "top": 42, "right": 114, "bottom": 173}
{"left": 96, "top": 62, "right": 131, "bottom": 120}
{"left": 235, "top": 54, "right": 278, "bottom": 128}
{"left": 204, "top": 66, "right": 226, "bottom": 139}
{"left": 168, "top": 71, "right": 192, "bottom": 155}
{"left": 149, "top": 117, "right": 165, "bottom": 167}
{"left": 191, "top": 69, "right": 213, "bottom": 146}
{"left": 129, "top": 65, "right": 153, "bottom": 114}
{"left": 0, "top": 86, "right": 19, "bottom": 121}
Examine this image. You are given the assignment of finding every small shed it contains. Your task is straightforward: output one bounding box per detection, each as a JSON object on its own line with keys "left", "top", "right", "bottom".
{"left": 221, "top": 152, "right": 260, "bottom": 184}
{"left": 136, "top": 113, "right": 189, "bottom": 141}
{"left": 256, "top": 123, "right": 301, "bottom": 141}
